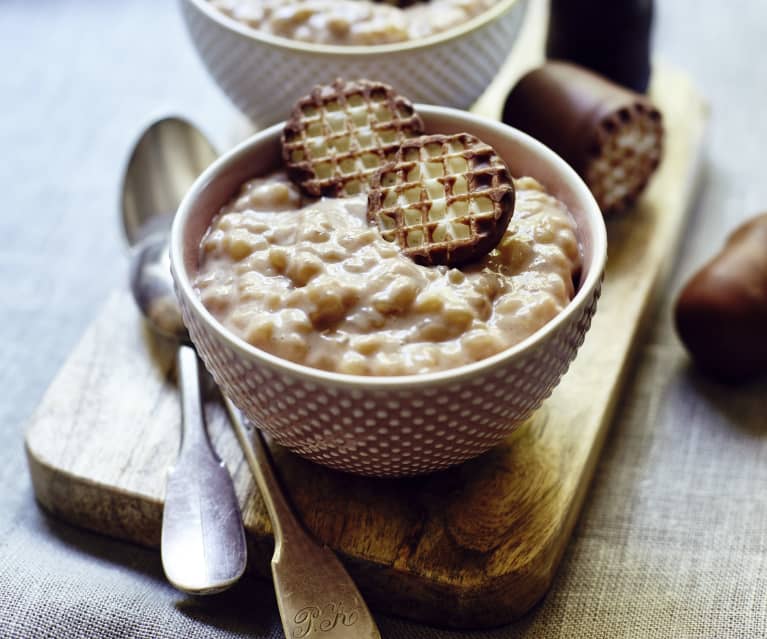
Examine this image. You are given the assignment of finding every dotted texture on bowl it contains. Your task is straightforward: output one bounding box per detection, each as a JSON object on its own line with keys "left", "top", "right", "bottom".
{"left": 180, "top": 0, "right": 528, "bottom": 126}
{"left": 177, "top": 276, "right": 601, "bottom": 477}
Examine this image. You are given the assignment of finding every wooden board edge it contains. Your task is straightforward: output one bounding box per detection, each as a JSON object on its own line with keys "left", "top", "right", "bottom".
{"left": 25, "top": 439, "right": 163, "bottom": 548}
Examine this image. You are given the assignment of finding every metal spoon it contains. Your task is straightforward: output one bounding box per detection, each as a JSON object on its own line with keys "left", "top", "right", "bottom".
{"left": 224, "top": 401, "right": 382, "bottom": 639}
{"left": 122, "top": 116, "right": 247, "bottom": 594}
{"left": 124, "top": 116, "right": 381, "bottom": 637}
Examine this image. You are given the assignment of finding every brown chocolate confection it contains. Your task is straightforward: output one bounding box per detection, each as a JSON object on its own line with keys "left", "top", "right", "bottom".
{"left": 282, "top": 78, "right": 424, "bottom": 198}
{"left": 674, "top": 213, "right": 767, "bottom": 383}
{"left": 502, "top": 62, "right": 663, "bottom": 215}
{"left": 368, "top": 133, "right": 515, "bottom": 267}
{"left": 546, "top": 0, "right": 654, "bottom": 93}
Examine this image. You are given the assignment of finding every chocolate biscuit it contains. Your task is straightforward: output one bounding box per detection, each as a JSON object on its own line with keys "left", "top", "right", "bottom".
{"left": 368, "top": 133, "right": 515, "bottom": 266}
{"left": 282, "top": 78, "right": 424, "bottom": 198}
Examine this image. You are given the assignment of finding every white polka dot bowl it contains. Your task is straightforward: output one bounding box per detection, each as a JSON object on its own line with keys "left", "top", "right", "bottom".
{"left": 170, "top": 105, "right": 607, "bottom": 477}
{"left": 179, "top": 0, "right": 528, "bottom": 127}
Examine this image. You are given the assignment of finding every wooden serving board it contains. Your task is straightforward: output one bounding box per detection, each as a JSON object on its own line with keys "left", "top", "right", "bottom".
{"left": 24, "top": 4, "right": 708, "bottom": 629}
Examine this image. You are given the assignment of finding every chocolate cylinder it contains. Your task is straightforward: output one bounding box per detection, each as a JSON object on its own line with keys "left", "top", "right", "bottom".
{"left": 546, "top": 0, "right": 654, "bottom": 93}
{"left": 502, "top": 62, "right": 663, "bottom": 215}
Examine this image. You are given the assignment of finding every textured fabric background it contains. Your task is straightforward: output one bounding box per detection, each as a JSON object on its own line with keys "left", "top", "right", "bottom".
{"left": 2, "top": 1, "right": 766, "bottom": 637}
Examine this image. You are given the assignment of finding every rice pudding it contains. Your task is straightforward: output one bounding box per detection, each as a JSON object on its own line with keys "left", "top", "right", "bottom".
{"left": 194, "top": 172, "right": 581, "bottom": 376}
{"left": 209, "top": 0, "right": 498, "bottom": 46}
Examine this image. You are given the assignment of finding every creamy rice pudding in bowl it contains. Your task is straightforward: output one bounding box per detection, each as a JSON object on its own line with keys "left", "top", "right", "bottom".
{"left": 170, "top": 105, "right": 606, "bottom": 477}
{"left": 180, "top": 0, "right": 528, "bottom": 125}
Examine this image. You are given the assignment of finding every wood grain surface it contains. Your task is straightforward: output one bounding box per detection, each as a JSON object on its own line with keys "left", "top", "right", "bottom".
{"left": 23, "top": 1, "right": 708, "bottom": 627}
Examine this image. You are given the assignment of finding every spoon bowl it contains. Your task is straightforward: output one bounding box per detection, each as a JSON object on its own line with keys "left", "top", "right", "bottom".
{"left": 123, "top": 117, "right": 217, "bottom": 341}
{"left": 122, "top": 117, "right": 217, "bottom": 247}
{"left": 129, "top": 234, "right": 187, "bottom": 341}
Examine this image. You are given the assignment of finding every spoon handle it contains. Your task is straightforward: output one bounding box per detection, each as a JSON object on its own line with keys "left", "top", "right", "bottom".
{"left": 160, "top": 346, "right": 247, "bottom": 594}
{"left": 225, "top": 399, "right": 382, "bottom": 639}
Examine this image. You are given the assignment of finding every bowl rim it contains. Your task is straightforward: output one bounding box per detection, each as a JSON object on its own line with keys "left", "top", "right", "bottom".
{"left": 184, "top": 0, "right": 524, "bottom": 56}
{"left": 171, "top": 105, "right": 607, "bottom": 390}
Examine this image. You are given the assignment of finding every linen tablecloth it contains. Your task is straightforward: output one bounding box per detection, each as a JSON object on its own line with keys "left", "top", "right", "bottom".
{"left": 2, "top": 1, "right": 765, "bottom": 636}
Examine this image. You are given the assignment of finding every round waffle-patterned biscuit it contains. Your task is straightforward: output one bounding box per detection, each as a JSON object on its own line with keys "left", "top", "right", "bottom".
{"left": 282, "top": 78, "right": 424, "bottom": 197}
{"left": 367, "top": 133, "right": 515, "bottom": 267}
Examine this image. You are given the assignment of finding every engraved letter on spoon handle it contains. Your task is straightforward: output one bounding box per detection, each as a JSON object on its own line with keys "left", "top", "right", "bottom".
{"left": 224, "top": 399, "right": 382, "bottom": 639}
